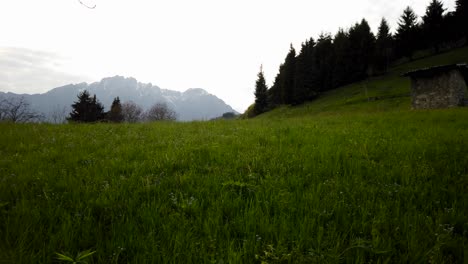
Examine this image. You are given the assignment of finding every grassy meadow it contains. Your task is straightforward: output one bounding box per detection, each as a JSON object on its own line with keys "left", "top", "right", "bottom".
{"left": 1, "top": 109, "right": 468, "bottom": 263}
{"left": 1, "top": 47, "right": 468, "bottom": 263}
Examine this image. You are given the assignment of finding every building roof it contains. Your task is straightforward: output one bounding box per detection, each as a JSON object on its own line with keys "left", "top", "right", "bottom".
{"left": 403, "top": 64, "right": 468, "bottom": 81}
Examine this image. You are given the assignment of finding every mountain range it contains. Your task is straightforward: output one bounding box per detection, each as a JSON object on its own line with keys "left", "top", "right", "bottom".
{"left": 0, "top": 76, "right": 237, "bottom": 121}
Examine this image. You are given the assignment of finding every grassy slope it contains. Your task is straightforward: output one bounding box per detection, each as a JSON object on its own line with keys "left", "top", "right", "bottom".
{"left": 0, "top": 49, "right": 468, "bottom": 263}
{"left": 260, "top": 46, "right": 468, "bottom": 118}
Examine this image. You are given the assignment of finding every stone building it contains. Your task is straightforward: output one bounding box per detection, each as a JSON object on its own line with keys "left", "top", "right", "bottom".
{"left": 403, "top": 64, "right": 468, "bottom": 109}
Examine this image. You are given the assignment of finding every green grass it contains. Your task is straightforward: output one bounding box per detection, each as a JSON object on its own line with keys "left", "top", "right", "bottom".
{"left": 1, "top": 48, "right": 468, "bottom": 263}
{"left": 1, "top": 109, "right": 468, "bottom": 263}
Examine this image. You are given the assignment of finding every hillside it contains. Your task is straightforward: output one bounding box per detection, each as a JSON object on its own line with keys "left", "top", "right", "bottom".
{"left": 258, "top": 46, "right": 468, "bottom": 118}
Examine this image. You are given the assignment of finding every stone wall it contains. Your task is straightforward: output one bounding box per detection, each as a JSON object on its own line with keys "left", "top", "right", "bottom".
{"left": 411, "top": 69, "right": 466, "bottom": 109}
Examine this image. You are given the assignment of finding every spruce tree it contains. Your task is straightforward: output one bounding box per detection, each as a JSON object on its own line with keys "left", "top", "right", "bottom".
{"left": 455, "top": 0, "right": 468, "bottom": 39}
{"left": 268, "top": 64, "right": 285, "bottom": 108}
{"left": 374, "top": 18, "right": 393, "bottom": 73}
{"left": 68, "top": 90, "right": 105, "bottom": 123}
{"left": 456, "top": 0, "right": 467, "bottom": 11}
{"left": 90, "top": 95, "right": 105, "bottom": 121}
{"left": 314, "top": 33, "right": 334, "bottom": 91}
{"left": 293, "top": 41, "right": 308, "bottom": 105}
{"left": 294, "top": 38, "right": 318, "bottom": 104}
{"left": 396, "top": 7, "right": 419, "bottom": 60}
{"left": 281, "top": 45, "right": 297, "bottom": 105}
{"left": 253, "top": 66, "right": 269, "bottom": 115}
{"left": 423, "top": 0, "right": 445, "bottom": 53}
{"left": 108, "top": 97, "right": 124, "bottom": 122}
{"left": 332, "top": 29, "right": 352, "bottom": 87}
{"left": 68, "top": 90, "right": 92, "bottom": 122}
{"left": 268, "top": 45, "right": 296, "bottom": 106}
{"left": 348, "top": 19, "right": 375, "bottom": 81}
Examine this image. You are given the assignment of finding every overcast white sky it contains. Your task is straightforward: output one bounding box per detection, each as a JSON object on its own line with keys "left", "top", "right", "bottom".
{"left": 0, "top": 0, "right": 456, "bottom": 112}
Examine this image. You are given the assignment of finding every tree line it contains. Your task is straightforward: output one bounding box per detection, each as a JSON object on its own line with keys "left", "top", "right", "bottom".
{"left": 67, "top": 90, "right": 177, "bottom": 123}
{"left": 0, "top": 90, "right": 177, "bottom": 123}
{"left": 252, "top": 0, "right": 468, "bottom": 116}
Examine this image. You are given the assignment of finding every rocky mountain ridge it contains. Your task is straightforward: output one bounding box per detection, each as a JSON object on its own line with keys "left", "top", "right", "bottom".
{"left": 0, "top": 76, "right": 237, "bottom": 121}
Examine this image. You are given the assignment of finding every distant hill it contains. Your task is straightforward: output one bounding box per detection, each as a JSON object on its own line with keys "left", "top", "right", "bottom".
{"left": 255, "top": 46, "right": 468, "bottom": 119}
{"left": 0, "top": 76, "right": 237, "bottom": 121}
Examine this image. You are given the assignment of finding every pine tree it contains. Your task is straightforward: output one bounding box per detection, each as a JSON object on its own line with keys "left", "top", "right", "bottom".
{"left": 332, "top": 29, "right": 352, "bottom": 87}
{"left": 253, "top": 66, "right": 269, "bottom": 115}
{"left": 108, "top": 97, "right": 124, "bottom": 122}
{"left": 423, "top": 0, "right": 445, "bottom": 53}
{"left": 374, "top": 18, "right": 393, "bottom": 73}
{"left": 281, "top": 45, "right": 297, "bottom": 105}
{"left": 68, "top": 90, "right": 92, "bottom": 122}
{"left": 90, "top": 95, "right": 105, "bottom": 121}
{"left": 268, "top": 64, "right": 285, "bottom": 108}
{"left": 268, "top": 45, "right": 296, "bottom": 106}
{"left": 68, "top": 90, "right": 105, "bottom": 123}
{"left": 314, "top": 33, "right": 334, "bottom": 91}
{"left": 294, "top": 38, "right": 318, "bottom": 104}
{"left": 348, "top": 19, "right": 375, "bottom": 80}
{"left": 456, "top": 0, "right": 467, "bottom": 10}
{"left": 455, "top": 0, "right": 468, "bottom": 39}
{"left": 396, "top": 7, "right": 419, "bottom": 60}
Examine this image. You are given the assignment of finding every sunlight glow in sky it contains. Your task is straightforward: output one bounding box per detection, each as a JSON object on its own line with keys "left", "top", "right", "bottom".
{"left": 0, "top": 0, "right": 456, "bottom": 112}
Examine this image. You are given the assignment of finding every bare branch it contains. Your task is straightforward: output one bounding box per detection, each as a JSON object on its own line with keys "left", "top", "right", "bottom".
{"left": 121, "top": 101, "right": 143, "bottom": 123}
{"left": 144, "top": 102, "right": 177, "bottom": 122}
{"left": 78, "top": 0, "right": 96, "bottom": 9}
{"left": 0, "top": 96, "right": 44, "bottom": 123}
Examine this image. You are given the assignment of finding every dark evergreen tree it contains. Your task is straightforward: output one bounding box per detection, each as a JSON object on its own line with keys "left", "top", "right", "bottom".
{"left": 359, "top": 19, "right": 376, "bottom": 72}
{"left": 374, "top": 18, "right": 394, "bottom": 73}
{"left": 348, "top": 19, "right": 376, "bottom": 81}
{"left": 268, "top": 64, "right": 285, "bottom": 107}
{"left": 332, "top": 29, "right": 352, "bottom": 87}
{"left": 90, "top": 95, "right": 105, "bottom": 121}
{"left": 456, "top": 0, "right": 467, "bottom": 12}
{"left": 253, "top": 66, "right": 269, "bottom": 115}
{"left": 68, "top": 90, "right": 105, "bottom": 123}
{"left": 455, "top": 0, "right": 468, "bottom": 39}
{"left": 268, "top": 45, "right": 297, "bottom": 106}
{"left": 314, "top": 33, "right": 334, "bottom": 91}
{"left": 107, "top": 97, "right": 124, "bottom": 122}
{"left": 396, "top": 7, "right": 419, "bottom": 60}
{"left": 423, "top": 0, "right": 446, "bottom": 53}
{"left": 280, "top": 45, "right": 297, "bottom": 105}
{"left": 441, "top": 11, "right": 459, "bottom": 44}
{"left": 293, "top": 38, "right": 318, "bottom": 104}
{"left": 68, "top": 90, "right": 92, "bottom": 122}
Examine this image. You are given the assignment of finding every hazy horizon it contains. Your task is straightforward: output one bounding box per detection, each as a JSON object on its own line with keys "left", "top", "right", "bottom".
{"left": 0, "top": 0, "right": 456, "bottom": 112}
